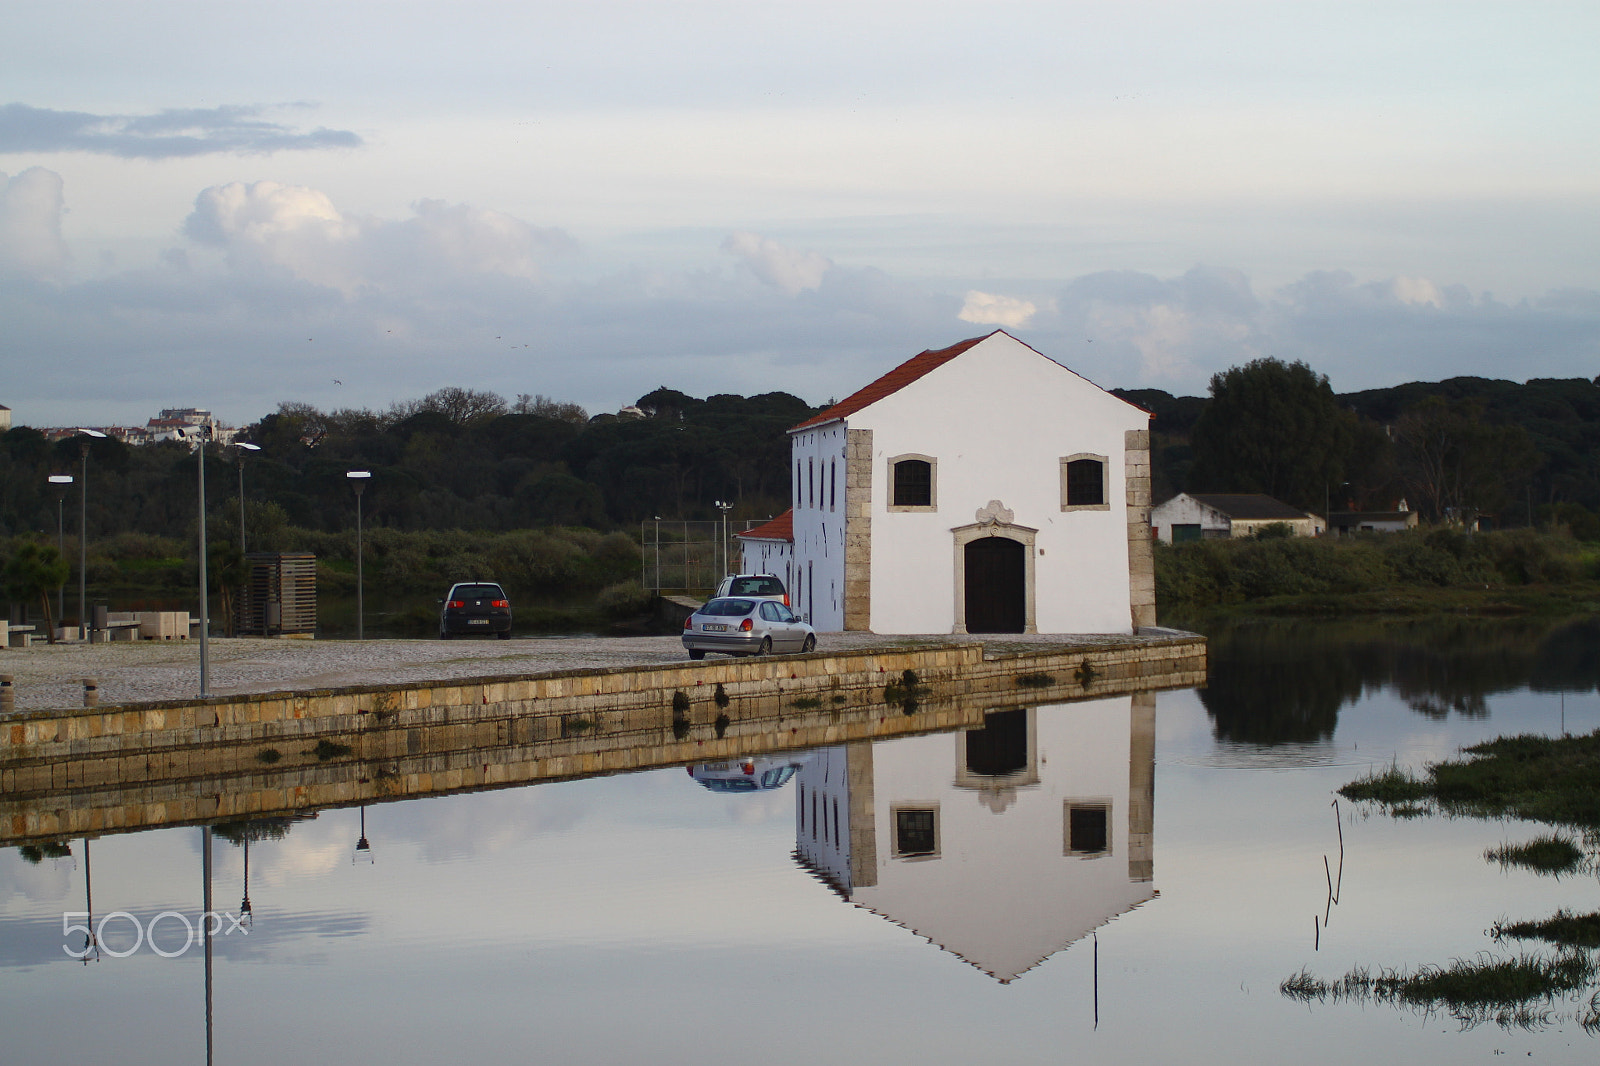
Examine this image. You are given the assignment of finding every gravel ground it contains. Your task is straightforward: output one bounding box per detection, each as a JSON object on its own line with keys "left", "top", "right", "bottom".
{"left": 0, "top": 630, "right": 1185, "bottom": 712}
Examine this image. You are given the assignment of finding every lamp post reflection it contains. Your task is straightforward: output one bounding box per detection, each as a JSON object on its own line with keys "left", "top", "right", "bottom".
{"left": 240, "top": 836, "right": 253, "bottom": 927}
{"left": 353, "top": 806, "right": 373, "bottom": 864}
{"left": 79, "top": 837, "right": 100, "bottom": 964}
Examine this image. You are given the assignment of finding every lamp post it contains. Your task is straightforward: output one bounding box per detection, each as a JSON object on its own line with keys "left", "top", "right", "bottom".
{"left": 715, "top": 499, "right": 733, "bottom": 580}
{"left": 49, "top": 475, "right": 73, "bottom": 628}
{"left": 198, "top": 425, "right": 212, "bottom": 697}
{"left": 233, "top": 442, "right": 261, "bottom": 556}
{"left": 76, "top": 430, "right": 107, "bottom": 641}
{"left": 347, "top": 471, "right": 371, "bottom": 640}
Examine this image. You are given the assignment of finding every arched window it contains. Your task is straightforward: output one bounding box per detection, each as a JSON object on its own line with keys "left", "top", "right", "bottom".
{"left": 1060, "top": 454, "right": 1110, "bottom": 510}
{"left": 888, "top": 455, "right": 937, "bottom": 511}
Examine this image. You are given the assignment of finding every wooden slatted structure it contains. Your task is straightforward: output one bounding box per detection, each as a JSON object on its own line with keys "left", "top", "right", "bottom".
{"left": 238, "top": 552, "right": 317, "bottom": 636}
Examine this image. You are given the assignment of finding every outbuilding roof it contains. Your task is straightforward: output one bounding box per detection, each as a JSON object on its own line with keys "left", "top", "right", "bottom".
{"left": 735, "top": 509, "right": 793, "bottom": 542}
{"left": 1186, "top": 494, "right": 1313, "bottom": 520}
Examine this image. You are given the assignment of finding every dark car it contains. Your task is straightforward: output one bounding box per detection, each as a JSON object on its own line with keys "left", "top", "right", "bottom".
{"left": 439, "top": 582, "right": 512, "bottom": 639}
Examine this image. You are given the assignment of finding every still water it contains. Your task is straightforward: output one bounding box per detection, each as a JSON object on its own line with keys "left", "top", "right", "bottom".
{"left": 3, "top": 617, "right": 1599, "bottom": 1064}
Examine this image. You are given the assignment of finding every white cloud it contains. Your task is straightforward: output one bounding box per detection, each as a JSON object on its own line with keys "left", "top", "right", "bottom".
{"left": 0, "top": 167, "right": 70, "bottom": 280}
{"left": 721, "top": 231, "right": 831, "bottom": 295}
{"left": 957, "top": 290, "right": 1037, "bottom": 328}
{"left": 183, "top": 180, "right": 573, "bottom": 295}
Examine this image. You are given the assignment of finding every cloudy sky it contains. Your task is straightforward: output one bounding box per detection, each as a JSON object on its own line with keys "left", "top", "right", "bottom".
{"left": 3, "top": 1, "right": 1597, "bottom": 428}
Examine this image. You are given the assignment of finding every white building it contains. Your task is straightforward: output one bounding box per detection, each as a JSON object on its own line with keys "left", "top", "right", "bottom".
{"left": 743, "top": 331, "right": 1155, "bottom": 634}
{"left": 1150, "top": 492, "right": 1323, "bottom": 543}
{"left": 795, "top": 693, "right": 1156, "bottom": 982}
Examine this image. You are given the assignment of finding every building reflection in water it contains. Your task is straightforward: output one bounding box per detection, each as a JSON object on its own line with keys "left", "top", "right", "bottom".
{"left": 794, "top": 693, "right": 1156, "bottom": 982}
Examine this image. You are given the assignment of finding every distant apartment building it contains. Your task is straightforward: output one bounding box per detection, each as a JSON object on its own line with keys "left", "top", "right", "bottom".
{"left": 38, "top": 407, "right": 236, "bottom": 447}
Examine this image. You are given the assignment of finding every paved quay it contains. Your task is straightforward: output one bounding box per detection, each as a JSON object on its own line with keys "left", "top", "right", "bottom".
{"left": 0, "top": 631, "right": 1187, "bottom": 712}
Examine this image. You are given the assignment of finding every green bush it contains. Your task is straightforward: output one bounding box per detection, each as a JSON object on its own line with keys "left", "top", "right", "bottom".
{"left": 595, "top": 580, "right": 654, "bottom": 619}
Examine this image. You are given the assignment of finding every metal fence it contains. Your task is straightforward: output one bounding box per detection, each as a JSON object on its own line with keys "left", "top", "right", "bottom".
{"left": 640, "top": 519, "right": 763, "bottom": 592}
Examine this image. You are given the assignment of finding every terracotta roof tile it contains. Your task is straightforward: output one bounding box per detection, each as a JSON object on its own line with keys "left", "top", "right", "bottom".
{"left": 1187, "top": 494, "right": 1312, "bottom": 520}
{"left": 790, "top": 332, "right": 996, "bottom": 431}
{"left": 735, "top": 509, "right": 793, "bottom": 542}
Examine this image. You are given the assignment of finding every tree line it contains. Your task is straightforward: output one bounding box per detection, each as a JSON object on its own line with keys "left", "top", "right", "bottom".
{"left": 1117, "top": 361, "right": 1600, "bottom": 533}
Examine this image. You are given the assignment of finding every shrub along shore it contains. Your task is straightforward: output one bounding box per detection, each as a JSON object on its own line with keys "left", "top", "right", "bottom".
{"left": 1157, "top": 526, "right": 1600, "bottom": 622}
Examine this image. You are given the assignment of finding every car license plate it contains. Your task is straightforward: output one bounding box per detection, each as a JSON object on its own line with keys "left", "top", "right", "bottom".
{"left": 704, "top": 623, "right": 727, "bottom": 632}
{"left": 468, "top": 618, "right": 489, "bottom": 625}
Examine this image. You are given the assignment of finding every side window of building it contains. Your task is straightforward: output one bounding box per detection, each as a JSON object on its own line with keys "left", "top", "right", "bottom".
{"left": 888, "top": 455, "right": 937, "bottom": 512}
{"left": 1060, "top": 454, "right": 1110, "bottom": 511}
{"left": 893, "top": 805, "right": 940, "bottom": 858}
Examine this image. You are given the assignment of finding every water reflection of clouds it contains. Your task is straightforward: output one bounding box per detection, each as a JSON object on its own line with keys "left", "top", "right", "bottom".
{"left": 0, "top": 850, "right": 75, "bottom": 904}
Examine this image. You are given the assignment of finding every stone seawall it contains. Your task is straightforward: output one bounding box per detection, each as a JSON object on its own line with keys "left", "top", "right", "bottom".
{"left": 2, "top": 633, "right": 1205, "bottom": 845}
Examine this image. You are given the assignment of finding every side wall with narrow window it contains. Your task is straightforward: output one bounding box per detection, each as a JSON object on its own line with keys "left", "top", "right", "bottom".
{"left": 788, "top": 424, "right": 848, "bottom": 630}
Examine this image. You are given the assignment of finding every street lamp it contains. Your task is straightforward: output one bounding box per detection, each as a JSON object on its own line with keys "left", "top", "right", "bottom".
{"left": 233, "top": 442, "right": 261, "bottom": 556}
{"left": 198, "top": 425, "right": 213, "bottom": 696}
{"left": 715, "top": 499, "right": 733, "bottom": 580}
{"left": 76, "top": 430, "right": 107, "bottom": 642}
{"left": 48, "top": 475, "right": 73, "bottom": 629}
{"left": 347, "top": 471, "right": 371, "bottom": 640}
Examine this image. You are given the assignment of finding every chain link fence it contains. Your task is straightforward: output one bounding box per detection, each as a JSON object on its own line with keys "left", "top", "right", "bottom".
{"left": 640, "top": 520, "right": 763, "bottom": 592}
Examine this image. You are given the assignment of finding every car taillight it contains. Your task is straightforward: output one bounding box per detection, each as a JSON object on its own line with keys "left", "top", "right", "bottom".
{"left": 782, "top": 594, "right": 789, "bottom": 606}
{"left": 683, "top": 616, "right": 693, "bottom": 629}
{"left": 742, "top": 762, "right": 755, "bottom": 775}
{"left": 739, "top": 618, "right": 753, "bottom": 631}
{"left": 448, "top": 600, "right": 465, "bottom": 609}
{"left": 491, "top": 599, "right": 509, "bottom": 608}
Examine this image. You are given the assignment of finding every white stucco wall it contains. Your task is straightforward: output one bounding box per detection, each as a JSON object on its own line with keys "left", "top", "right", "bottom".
{"left": 846, "top": 696, "right": 1152, "bottom": 980}
{"left": 795, "top": 746, "right": 853, "bottom": 889}
{"left": 788, "top": 424, "right": 848, "bottom": 628}
{"left": 1150, "top": 494, "right": 1231, "bottom": 542}
{"left": 737, "top": 537, "right": 794, "bottom": 592}
{"left": 843, "top": 333, "right": 1144, "bottom": 634}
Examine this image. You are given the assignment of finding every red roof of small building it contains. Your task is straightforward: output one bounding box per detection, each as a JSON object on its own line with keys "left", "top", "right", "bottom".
{"left": 789, "top": 333, "right": 995, "bottom": 431}
{"left": 735, "top": 509, "right": 793, "bottom": 542}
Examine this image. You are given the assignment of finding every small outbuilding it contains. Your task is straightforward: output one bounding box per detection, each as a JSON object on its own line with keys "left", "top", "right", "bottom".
{"left": 1151, "top": 493, "right": 1323, "bottom": 543}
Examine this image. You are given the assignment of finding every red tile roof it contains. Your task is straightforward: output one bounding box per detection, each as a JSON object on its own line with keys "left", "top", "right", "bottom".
{"left": 789, "top": 332, "right": 996, "bottom": 431}
{"left": 735, "top": 509, "right": 793, "bottom": 542}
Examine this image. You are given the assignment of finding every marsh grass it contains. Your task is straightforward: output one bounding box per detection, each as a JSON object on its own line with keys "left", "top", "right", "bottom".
{"left": 1496, "top": 910, "right": 1600, "bottom": 950}
{"left": 1340, "top": 729, "right": 1600, "bottom": 832}
{"left": 1486, "top": 835, "right": 1589, "bottom": 876}
{"left": 1339, "top": 765, "right": 1433, "bottom": 806}
{"left": 1283, "top": 953, "right": 1597, "bottom": 1029}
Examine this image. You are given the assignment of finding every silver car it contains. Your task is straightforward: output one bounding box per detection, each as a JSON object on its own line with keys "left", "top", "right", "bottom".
{"left": 682, "top": 597, "right": 816, "bottom": 659}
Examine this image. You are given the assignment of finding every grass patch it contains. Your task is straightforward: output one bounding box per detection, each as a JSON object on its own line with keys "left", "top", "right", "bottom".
{"left": 1338, "top": 764, "right": 1433, "bottom": 806}
{"left": 1015, "top": 672, "right": 1056, "bottom": 689}
{"left": 311, "top": 739, "right": 352, "bottom": 761}
{"left": 256, "top": 747, "right": 282, "bottom": 764}
{"left": 1340, "top": 730, "right": 1600, "bottom": 832}
{"left": 790, "top": 696, "right": 824, "bottom": 710}
{"left": 883, "top": 668, "right": 930, "bottom": 713}
{"left": 1496, "top": 911, "right": 1600, "bottom": 950}
{"left": 1486, "top": 834, "right": 1588, "bottom": 876}
{"left": 1283, "top": 953, "right": 1598, "bottom": 1029}
{"left": 561, "top": 715, "right": 596, "bottom": 736}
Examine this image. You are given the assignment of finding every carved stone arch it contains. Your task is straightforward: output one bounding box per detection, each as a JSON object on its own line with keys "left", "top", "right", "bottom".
{"left": 951, "top": 513, "right": 1037, "bottom": 634}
